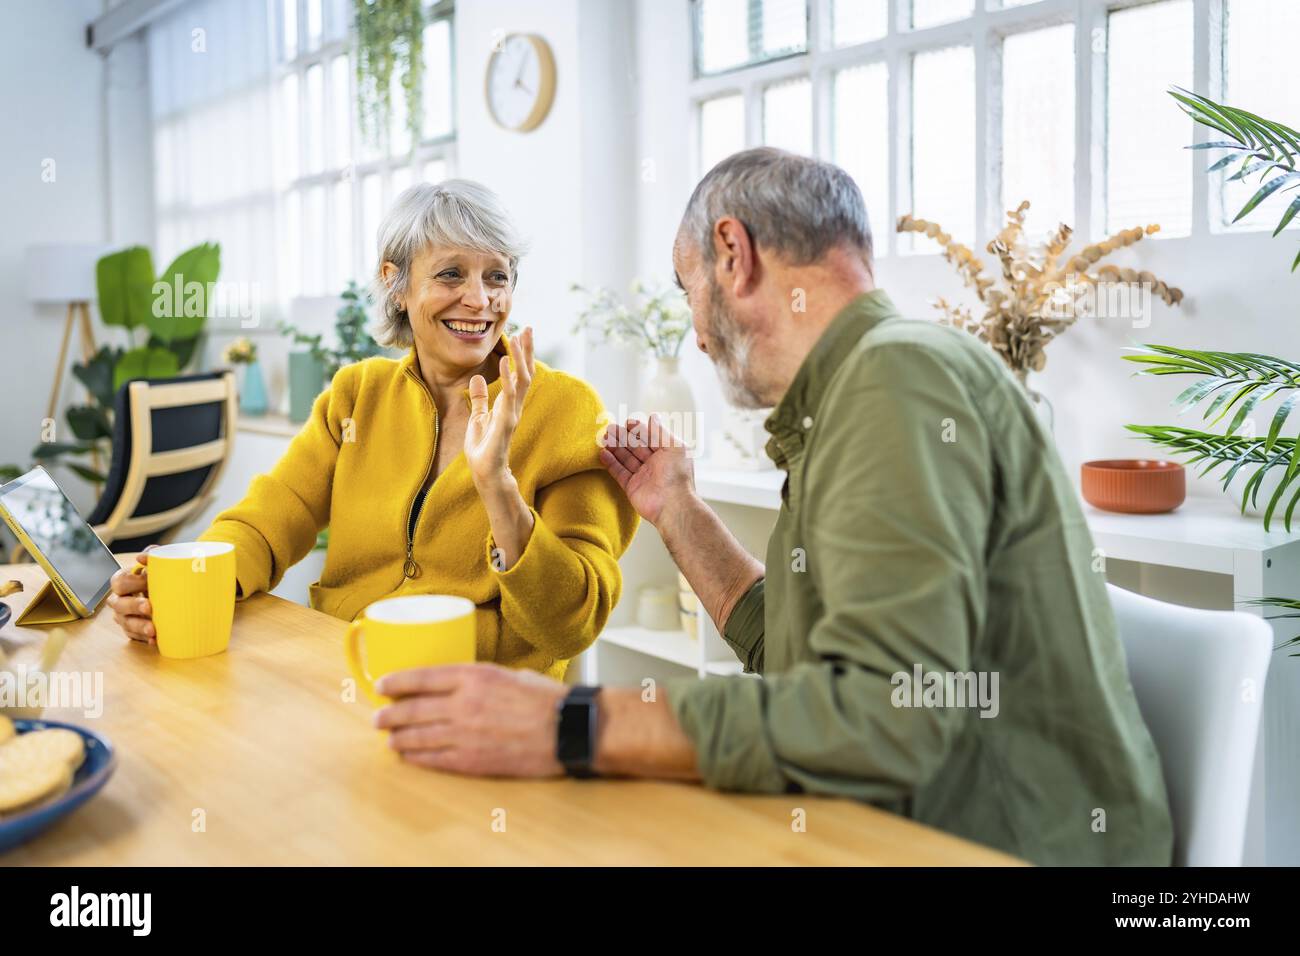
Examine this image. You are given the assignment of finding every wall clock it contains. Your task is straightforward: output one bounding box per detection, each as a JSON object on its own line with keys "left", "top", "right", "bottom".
{"left": 485, "top": 33, "right": 557, "bottom": 133}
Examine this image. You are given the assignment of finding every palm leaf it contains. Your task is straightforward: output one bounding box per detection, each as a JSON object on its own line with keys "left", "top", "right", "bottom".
{"left": 1172, "top": 88, "right": 1300, "bottom": 253}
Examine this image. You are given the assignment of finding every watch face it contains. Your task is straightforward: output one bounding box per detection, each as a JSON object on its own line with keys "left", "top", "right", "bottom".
{"left": 488, "top": 35, "right": 543, "bottom": 130}
{"left": 557, "top": 687, "right": 600, "bottom": 773}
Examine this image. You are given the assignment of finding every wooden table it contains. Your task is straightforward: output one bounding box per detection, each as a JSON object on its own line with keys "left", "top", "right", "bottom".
{"left": 0, "top": 561, "right": 1021, "bottom": 866}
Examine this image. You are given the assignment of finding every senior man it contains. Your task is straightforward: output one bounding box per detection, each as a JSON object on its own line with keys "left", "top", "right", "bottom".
{"left": 373, "top": 148, "right": 1173, "bottom": 866}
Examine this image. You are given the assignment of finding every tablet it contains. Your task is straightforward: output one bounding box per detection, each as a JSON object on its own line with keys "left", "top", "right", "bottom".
{"left": 0, "top": 466, "right": 119, "bottom": 617}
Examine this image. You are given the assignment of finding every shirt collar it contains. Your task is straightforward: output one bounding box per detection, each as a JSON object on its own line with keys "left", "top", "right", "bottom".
{"left": 765, "top": 289, "right": 900, "bottom": 443}
{"left": 401, "top": 334, "right": 513, "bottom": 411}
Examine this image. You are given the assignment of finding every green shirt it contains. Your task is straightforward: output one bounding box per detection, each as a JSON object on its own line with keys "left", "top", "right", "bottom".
{"left": 667, "top": 290, "right": 1173, "bottom": 866}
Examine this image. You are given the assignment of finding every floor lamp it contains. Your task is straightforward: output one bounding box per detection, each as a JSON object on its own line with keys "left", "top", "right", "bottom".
{"left": 25, "top": 242, "right": 110, "bottom": 457}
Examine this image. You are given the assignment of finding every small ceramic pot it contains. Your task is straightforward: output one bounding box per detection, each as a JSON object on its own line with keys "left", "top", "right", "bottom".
{"left": 1081, "top": 460, "right": 1185, "bottom": 514}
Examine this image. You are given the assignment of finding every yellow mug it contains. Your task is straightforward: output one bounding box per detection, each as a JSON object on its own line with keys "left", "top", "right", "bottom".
{"left": 133, "top": 541, "right": 236, "bottom": 660}
{"left": 345, "top": 595, "right": 476, "bottom": 705}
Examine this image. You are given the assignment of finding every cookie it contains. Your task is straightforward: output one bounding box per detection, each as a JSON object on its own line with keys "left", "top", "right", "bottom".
{"left": 0, "top": 759, "right": 72, "bottom": 815}
{"left": 0, "top": 728, "right": 85, "bottom": 772}
{"left": 0, "top": 715, "right": 14, "bottom": 745}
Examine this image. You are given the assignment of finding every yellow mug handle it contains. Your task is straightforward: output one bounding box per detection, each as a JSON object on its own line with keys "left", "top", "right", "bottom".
{"left": 344, "top": 620, "right": 384, "bottom": 706}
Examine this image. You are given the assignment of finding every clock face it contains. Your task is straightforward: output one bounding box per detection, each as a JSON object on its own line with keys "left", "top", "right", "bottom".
{"left": 486, "top": 34, "right": 555, "bottom": 132}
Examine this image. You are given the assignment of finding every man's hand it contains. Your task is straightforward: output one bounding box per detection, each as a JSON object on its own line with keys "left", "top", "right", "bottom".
{"left": 598, "top": 414, "right": 696, "bottom": 527}
{"left": 373, "top": 663, "right": 566, "bottom": 777}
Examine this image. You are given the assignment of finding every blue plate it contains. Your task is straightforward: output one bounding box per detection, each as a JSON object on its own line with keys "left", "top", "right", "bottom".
{"left": 0, "top": 719, "right": 117, "bottom": 854}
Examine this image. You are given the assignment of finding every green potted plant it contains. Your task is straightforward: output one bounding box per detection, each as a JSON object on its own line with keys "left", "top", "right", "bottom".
{"left": 279, "top": 281, "right": 387, "bottom": 422}
{"left": 1, "top": 242, "right": 220, "bottom": 489}
{"left": 571, "top": 279, "right": 693, "bottom": 430}
{"left": 1125, "top": 90, "right": 1299, "bottom": 649}
{"left": 353, "top": 0, "right": 425, "bottom": 151}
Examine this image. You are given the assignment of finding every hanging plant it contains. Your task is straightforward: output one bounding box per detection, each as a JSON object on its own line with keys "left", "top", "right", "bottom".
{"left": 353, "top": 0, "right": 425, "bottom": 152}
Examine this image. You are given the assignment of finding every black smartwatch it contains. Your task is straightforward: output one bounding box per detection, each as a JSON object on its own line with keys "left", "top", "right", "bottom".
{"left": 556, "top": 685, "right": 602, "bottom": 778}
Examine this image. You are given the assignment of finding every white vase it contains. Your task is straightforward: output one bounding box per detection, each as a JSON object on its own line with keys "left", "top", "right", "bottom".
{"left": 641, "top": 357, "right": 697, "bottom": 446}
{"left": 1021, "top": 374, "right": 1054, "bottom": 436}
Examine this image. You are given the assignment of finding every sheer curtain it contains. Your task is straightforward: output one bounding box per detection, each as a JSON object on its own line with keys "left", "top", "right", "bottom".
{"left": 149, "top": 0, "right": 278, "bottom": 331}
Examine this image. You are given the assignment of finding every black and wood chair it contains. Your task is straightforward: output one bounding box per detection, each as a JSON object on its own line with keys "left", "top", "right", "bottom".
{"left": 85, "top": 370, "right": 238, "bottom": 553}
{"left": 8, "top": 371, "right": 239, "bottom": 561}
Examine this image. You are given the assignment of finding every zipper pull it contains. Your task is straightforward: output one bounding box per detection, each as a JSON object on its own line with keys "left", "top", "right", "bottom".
{"left": 404, "top": 548, "right": 419, "bottom": 579}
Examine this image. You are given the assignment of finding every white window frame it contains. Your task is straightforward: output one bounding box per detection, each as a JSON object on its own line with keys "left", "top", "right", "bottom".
{"left": 689, "top": 0, "right": 1242, "bottom": 258}
{"left": 275, "top": 0, "right": 457, "bottom": 300}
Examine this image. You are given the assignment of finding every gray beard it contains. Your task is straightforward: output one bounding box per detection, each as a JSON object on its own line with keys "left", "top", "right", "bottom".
{"left": 706, "top": 278, "right": 766, "bottom": 409}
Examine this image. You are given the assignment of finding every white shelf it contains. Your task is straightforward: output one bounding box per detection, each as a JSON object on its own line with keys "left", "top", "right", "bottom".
{"left": 1083, "top": 493, "right": 1300, "bottom": 576}
{"left": 704, "top": 659, "right": 748, "bottom": 677}
{"left": 600, "top": 626, "right": 701, "bottom": 670}
{"left": 694, "top": 464, "right": 783, "bottom": 510}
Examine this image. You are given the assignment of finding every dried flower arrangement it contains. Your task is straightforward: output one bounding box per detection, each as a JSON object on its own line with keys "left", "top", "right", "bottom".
{"left": 897, "top": 202, "right": 1185, "bottom": 387}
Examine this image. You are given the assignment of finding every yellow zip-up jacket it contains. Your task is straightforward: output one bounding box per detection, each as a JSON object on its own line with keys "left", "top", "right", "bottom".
{"left": 199, "top": 341, "right": 639, "bottom": 679}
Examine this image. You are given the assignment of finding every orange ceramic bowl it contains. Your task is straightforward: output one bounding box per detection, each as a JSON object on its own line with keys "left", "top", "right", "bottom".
{"left": 1081, "top": 460, "right": 1185, "bottom": 514}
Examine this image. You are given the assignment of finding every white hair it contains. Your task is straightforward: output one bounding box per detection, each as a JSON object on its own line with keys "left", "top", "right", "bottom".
{"left": 679, "top": 147, "right": 873, "bottom": 266}
{"left": 370, "top": 179, "right": 529, "bottom": 348}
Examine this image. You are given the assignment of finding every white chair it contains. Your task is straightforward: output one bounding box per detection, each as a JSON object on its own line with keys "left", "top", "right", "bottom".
{"left": 1107, "top": 583, "right": 1273, "bottom": 866}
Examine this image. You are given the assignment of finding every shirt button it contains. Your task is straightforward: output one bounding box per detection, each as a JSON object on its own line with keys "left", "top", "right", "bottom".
{"left": 802, "top": 416, "right": 814, "bottom": 430}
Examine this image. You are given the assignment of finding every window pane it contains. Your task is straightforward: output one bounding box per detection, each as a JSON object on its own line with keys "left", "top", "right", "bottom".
{"left": 326, "top": 0, "right": 349, "bottom": 41}
{"left": 423, "top": 158, "right": 448, "bottom": 183}
{"left": 700, "top": 93, "right": 745, "bottom": 172}
{"left": 389, "top": 68, "right": 411, "bottom": 157}
{"left": 833, "top": 63, "right": 889, "bottom": 246}
{"left": 697, "top": 0, "right": 807, "bottom": 75}
{"left": 761, "top": 0, "right": 806, "bottom": 56}
{"left": 391, "top": 165, "right": 413, "bottom": 202}
{"left": 911, "top": 0, "right": 973, "bottom": 30}
{"left": 329, "top": 55, "right": 350, "bottom": 170}
{"left": 1002, "top": 24, "right": 1075, "bottom": 239}
{"left": 422, "top": 18, "right": 454, "bottom": 139}
{"left": 1107, "top": 0, "right": 1193, "bottom": 236}
{"left": 304, "top": 184, "right": 325, "bottom": 295}
{"left": 278, "top": 73, "right": 299, "bottom": 185}
{"left": 282, "top": 0, "right": 298, "bottom": 60}
{"left": 283, "top": 190, "right": 301, "bottom": 299}
{"left": 332, "top": 179, "right": 352, "bottom": 292}
{"left": 362, "top": 173, "right": 383, "bottom": 275}
{"left": 698, "top": 0, "right": 749, "bottom": 74}
{"left": 911, "top": 46, "right": 975, "bottom": 246}
{"left": 762, "top": 77, "right": 812, "bottom": 155}
{"left": 1222, "top": 0, "right": 1300, "bottom": 230}
{"left": 304, "top": 63, "right": 324, "bottom": 174}
{"left": 833, "top": 0, "right": 886, "bottom": 46}
{"left": 305, "top": 0, "right": 322, "bottom": 50}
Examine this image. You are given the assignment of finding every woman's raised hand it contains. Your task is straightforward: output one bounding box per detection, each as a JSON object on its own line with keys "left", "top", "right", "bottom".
{"left": 465, "top": 326, "right": 535, "bottom": 488}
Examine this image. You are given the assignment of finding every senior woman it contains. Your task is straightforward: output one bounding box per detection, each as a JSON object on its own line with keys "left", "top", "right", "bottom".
{"left": 106, "top": 179, "right": 639, "bottom": 679}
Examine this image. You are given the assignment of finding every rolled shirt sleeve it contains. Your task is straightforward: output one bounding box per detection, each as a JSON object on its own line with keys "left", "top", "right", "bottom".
{"left": 667, "top": 344, "right": 993, "bottom": 801}
{"left": 721, "top": 577, "right": 765, "bottom": 673}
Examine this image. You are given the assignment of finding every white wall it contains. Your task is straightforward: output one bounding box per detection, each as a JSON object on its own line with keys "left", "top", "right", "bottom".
{"left": 453, "top": 0, "right": 640, "bottom": 408}
{"left": 0, "top": 0, "right": 108, "bottom": 514}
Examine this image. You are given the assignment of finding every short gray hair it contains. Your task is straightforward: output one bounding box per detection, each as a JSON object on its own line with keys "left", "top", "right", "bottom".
{"left": 679, "top": 147, "right": 872, "bottom": 266}
{"left": 370, "top": 178, "right": 528, "bottom": 348}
